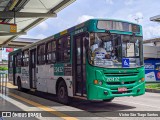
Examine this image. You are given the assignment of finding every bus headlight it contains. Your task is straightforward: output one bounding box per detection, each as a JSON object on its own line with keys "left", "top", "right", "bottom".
{"left": 139, "top": 78, "right": 145, "bottom": 82}
{"left": 99, "top": 81, "right": 103, "bottom": 85}
{"left": 94, "top": 80, "right": 103, "bottom": 85}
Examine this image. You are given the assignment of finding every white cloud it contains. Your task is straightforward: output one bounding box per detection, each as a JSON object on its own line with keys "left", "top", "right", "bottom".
{"left": 38, "top": 21, "right": 48, "bottom": 31}
{"left": 124, "top": 0, "right": 134, "bottom": 5}
{"left": 105, "top": 0, "right": 114, "bottom": 4}
{"left": 2, "top": 54, "right": 8, "bottom": 60}
{"left": 20, "top": 34, "right": 47, "bottom": 39}
{"left": 77, "top": 15, "right": 94, "bottom": 23}
{"left": 127, "top": 12, "right": 144, "bottom": 23}
{"left": 36, "top": 34, "right": 47, "bottom": 39}
{"left": 143, "top": 25, "right": 160, "bottom": 40}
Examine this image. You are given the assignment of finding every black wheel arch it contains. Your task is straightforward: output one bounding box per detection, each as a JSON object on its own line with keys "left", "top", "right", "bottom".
{"left": 56, "top": 77, "right": 67, "bottom": 95}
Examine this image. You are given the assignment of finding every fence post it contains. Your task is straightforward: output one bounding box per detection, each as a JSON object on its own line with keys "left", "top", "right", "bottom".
{"left": 5, "top": 74, "right": 7, "bottom": 94}
{"left": 2, "top": 74, "right": 4, "bottom": 94}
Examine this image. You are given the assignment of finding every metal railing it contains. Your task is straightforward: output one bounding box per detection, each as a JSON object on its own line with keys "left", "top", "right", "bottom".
{"left": 0, "top": 73, "right": 8, "bottom": 95}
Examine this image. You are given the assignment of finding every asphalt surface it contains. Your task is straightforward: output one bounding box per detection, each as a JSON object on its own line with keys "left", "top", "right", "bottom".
{"left": 0, "top": 87, "right": 160, "bottom": 120}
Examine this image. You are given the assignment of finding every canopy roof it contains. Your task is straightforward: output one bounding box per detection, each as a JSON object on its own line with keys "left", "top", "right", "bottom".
{"left": 0, "top": 0, "right": 75, "bottom": 48}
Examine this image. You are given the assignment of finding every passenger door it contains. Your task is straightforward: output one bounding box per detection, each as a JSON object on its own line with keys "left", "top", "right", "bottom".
{"left": 73, "top": 33, "right": 88, "bottom": 96}
{"left": 29, "top": 49, "right": 37, "bottom": 89}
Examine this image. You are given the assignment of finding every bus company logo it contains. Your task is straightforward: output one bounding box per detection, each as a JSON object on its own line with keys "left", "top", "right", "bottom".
{"left": 144, "top": 63, "right": 154, "bottom": 70}
{"left": 147, "top": 75, "right": 154, "bottom": 79}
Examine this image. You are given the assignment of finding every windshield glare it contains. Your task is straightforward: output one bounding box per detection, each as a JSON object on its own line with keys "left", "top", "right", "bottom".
{"left": 89, "top": 33, "right": 143, "bottom": 68}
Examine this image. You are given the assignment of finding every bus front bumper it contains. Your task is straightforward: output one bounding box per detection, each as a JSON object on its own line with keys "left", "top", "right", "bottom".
{"left": 87, "top": 82, "right": 145, "bottom": 100}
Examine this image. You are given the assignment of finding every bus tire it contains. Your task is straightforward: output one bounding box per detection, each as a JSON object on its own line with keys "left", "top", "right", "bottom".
{"left": 17, "top": 78, "right": 22, "bottom": 91}
{"left": 57, "top": 80, "right": 69, "bottom": 104}
{"left": 103, "top": 98, "right": 114, "bottom": 102}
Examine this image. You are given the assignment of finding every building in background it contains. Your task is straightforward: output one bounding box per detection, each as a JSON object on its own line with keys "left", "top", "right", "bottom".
{"left": 143, "top": 38, "right": 160, "bottom": 82}
{"left": 142, "top": 15, "right": 160, "bottom": 82}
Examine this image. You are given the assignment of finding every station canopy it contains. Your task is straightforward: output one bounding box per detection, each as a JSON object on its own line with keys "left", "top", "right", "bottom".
{"left": 0, "top": 0, "right": 75, "bottom": 48}
{"left": 150, "top": 15, "right": 160, "bottom": 22}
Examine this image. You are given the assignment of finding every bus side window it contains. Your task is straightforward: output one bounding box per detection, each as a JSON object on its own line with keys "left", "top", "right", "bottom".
{"left": 57, "top": 38, "right": 63, "bottom": 62}
{"left": 63, "top": 36, "right": 70, "bottom": 61}
{"left": 46, "top": 42, "right": 52, "bottom": 64}
{"left": 52, "top": 41, "right": 56, "bottom": 62}
{"left": 9, "top": 55, "right": 13, "bottom": 68}
{"left": 16, "top": 53, "right": 22, "bottom": 67}
{"left": 22, "top": 50, "right": 29, "bottom": 67}
{"left": 57, "top": 35, "right": 70, "bottom": 62}
{"left": 37, "top": 44, "right": 45, "bottom": 65}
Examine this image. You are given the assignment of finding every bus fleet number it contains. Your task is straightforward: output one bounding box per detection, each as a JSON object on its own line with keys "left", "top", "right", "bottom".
{"left": 106, "top": 77, "right": 120, "bottom": 82}
{"left": 54, "top": 67, "right": 63, "bottom": 73}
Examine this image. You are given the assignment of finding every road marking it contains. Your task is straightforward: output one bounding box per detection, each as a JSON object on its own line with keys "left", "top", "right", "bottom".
{"left": 1, "top": 82, "right": 17, "bottom": 88}
{"left": 114, "top": 100, "right": 160, "bottom": 109}
{"left": 0, "top": 93, "right": 43, "bottom": 120}
{"left": 9, "top": 93, "right": 78, "bottom": 120}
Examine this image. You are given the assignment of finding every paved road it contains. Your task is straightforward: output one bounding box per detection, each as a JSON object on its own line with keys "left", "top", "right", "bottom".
{"left": 70, "top": 92, "right": 160, "bottom": 120}
{"left": 69, "top": 92, "right": 160, "bottom": 120}
{"left": 26, "top": 90, "right": 160, "bottom": 120}
{"left": 1, "top": 85, "right": 160, "bottom": 120}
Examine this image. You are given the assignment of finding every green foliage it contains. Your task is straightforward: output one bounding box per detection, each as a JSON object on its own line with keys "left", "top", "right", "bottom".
{"left": 0, "top": 66, "right": 8, "bottom": 71}
{"left": 146, "top": 84, "right": 160, "bottom": 90}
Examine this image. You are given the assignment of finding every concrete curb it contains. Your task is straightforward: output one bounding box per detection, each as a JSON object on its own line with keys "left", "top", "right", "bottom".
{"left": 146, "top": 88, "right": 160, "bottom": 93}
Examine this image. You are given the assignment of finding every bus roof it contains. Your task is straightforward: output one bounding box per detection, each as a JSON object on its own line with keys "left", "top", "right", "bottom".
{"left": 22, "top": 18, "right": 142, "bottom": 50}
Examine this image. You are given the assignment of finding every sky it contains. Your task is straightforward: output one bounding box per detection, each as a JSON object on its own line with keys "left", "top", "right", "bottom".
{"left": 2, "top": 0, "right": 160, "bottom": 60}
{"left": 20, "top": 0, "right": 160, "bottom": 40}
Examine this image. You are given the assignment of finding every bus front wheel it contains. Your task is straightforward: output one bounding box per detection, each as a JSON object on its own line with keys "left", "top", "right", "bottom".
{"left": 103, "top": 98, "right": 114, "bottom": 102}
{"left": 57, "top": 81, "right": 69, "bottom": 104}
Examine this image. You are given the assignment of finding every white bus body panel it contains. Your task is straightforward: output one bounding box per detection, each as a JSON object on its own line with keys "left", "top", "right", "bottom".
{"left": 36, "top": 65, "right": 49, "bottom": 92}
{"left": 36, "top": 64, "right": 73, "bottom": 97}
{"left": 21, "top": 67, "right": 30, "bottom": 89}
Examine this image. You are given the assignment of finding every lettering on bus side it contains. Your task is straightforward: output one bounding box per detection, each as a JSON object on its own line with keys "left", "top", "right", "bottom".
{"left": 54, "top": 63, "right": 72, "bottom": 76}
{"left": 54, "top": 64, "right": 64, "bottom": 76}
{"left": 64, "top": 64, "right": 72, "bottom": 76}
{"left": 16, "top": 67, "right": 21, "bottom": 74}
{"left": 74, "top": 28, "right": 87, "bottom": 35}
{"left": 22, "top": 69, "right": 29, "bottom": 77}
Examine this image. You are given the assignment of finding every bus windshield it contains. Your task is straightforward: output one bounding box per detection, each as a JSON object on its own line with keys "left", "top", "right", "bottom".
{"left": 89, "top": 33, "right": 143, "bottom": 68}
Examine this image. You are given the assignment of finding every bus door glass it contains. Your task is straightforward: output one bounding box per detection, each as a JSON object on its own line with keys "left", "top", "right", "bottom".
{"left": 74, "top": 33, "right": 88, "bottom": 96}
{"left": 13, "top": 55, "right": 16, "bottom": 85}
{"left": 30, "top": 49, "right": 37, "bottom": 89}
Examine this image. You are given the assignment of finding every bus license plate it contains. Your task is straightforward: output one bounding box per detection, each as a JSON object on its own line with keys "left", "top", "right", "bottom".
{"left": 118, "top": 87, "right": 127, "bottom": 92}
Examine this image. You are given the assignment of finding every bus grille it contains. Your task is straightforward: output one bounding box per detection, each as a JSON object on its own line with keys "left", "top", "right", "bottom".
{"left": 106, "top": 81, "right": 136, "bottom": 85}
{"left": 104, "top": 72, "right": 139, "bottom": 76}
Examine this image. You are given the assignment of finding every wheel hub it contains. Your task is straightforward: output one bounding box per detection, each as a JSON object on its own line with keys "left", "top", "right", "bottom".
{"left": 59, "top": 87, "right": 65, "bottom": 98}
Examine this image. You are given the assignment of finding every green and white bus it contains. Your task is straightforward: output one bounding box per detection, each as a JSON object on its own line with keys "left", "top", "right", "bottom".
{"left": 8, "top": 19, "right": 145, "bottom": 104}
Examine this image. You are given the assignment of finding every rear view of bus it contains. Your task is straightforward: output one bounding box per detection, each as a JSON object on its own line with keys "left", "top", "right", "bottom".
{"left": 86, "top": 20, "right": 145, "bottom": 101}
